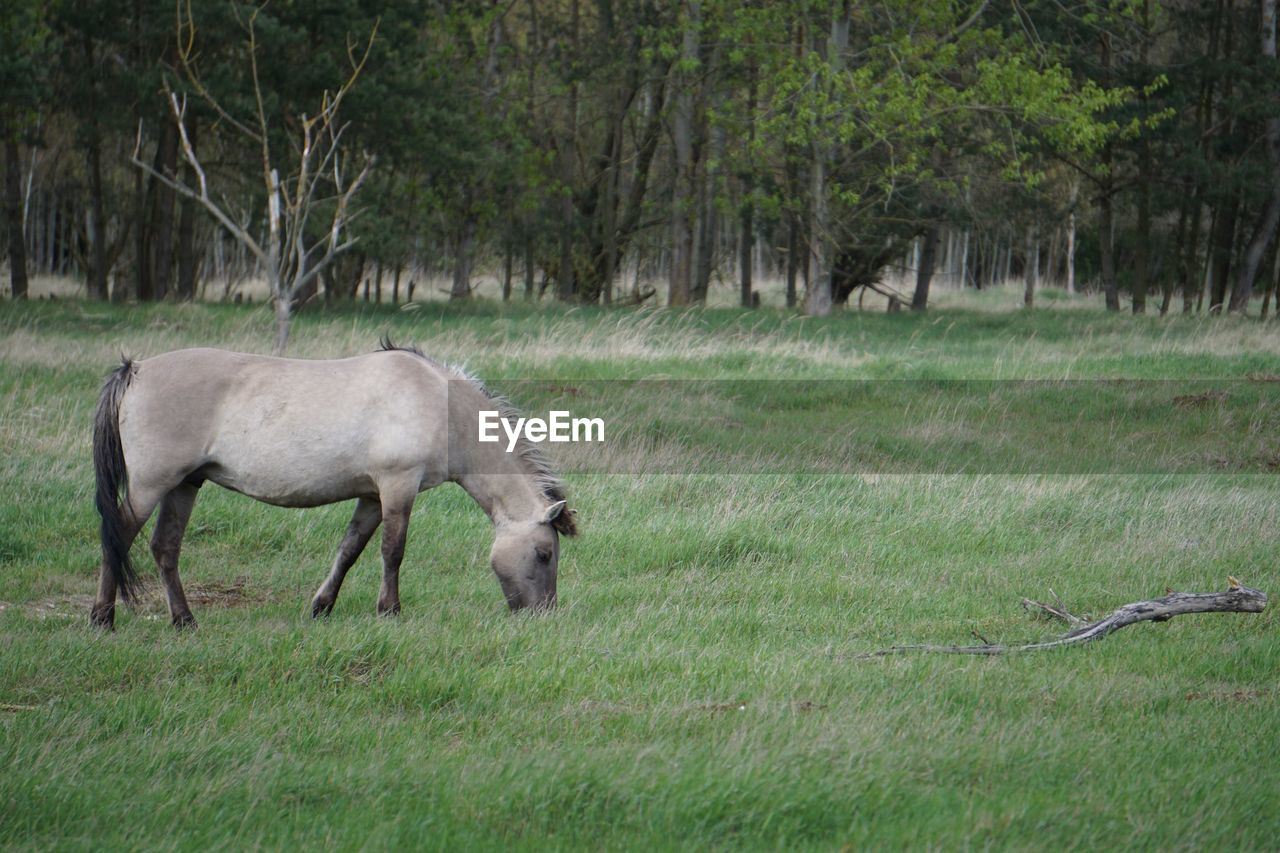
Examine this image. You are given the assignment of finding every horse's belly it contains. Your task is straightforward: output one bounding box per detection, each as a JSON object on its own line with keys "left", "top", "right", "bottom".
{"left": 203, "top": 459, "right": 377, "bottom": 508}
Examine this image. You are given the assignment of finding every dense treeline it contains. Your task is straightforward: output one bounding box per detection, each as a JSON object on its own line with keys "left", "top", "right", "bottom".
{"left": 2, "top": 0, "right": 1279, "bottom": 316}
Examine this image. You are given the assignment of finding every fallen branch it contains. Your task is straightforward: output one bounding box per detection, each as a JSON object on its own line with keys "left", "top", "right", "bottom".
{"left": 1020, "top": 588, "right": 1087, "bottom": 627}
{"left": 864, "top": 578, "right": 1266, "bottom": 656}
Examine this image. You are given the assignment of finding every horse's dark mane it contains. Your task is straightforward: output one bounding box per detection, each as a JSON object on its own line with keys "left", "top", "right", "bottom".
{"left": 379, "top": 336, "right": 425, "bottom": 358}
{"left": 377, "top": 338, "right": 575, "bottom": 533}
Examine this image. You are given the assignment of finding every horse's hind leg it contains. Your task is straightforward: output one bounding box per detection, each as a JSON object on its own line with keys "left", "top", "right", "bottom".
{"left": 90, "top": 487, "right": 164, "bottom": 629}
{"left": 311, "top": 497, "right": 382, "bottom": 618}
{"left": 150, "top": 483, "right": 200, "bottom": 629}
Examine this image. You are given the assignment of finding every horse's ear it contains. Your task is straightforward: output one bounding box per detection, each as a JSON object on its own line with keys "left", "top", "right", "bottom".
{"left": 543, "top": 500, "right": 577, "bottom": 537}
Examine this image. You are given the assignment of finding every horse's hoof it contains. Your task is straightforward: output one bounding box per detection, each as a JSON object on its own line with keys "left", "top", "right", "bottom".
{"left": 89, "top": 606, "right": 115, "bottom": 631}
{"left": 311, "top": 598, "right": 334, "bottom": 619}
{"left": 172, "top": 613, "right": 197, "bottom": 630}
{"left": 376, "top": 603, "right": 401, "bottom": 617}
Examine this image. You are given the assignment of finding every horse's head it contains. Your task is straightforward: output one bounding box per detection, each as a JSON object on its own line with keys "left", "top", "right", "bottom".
{"left": 490, "top": 500, "right": 576, "bottom": 611}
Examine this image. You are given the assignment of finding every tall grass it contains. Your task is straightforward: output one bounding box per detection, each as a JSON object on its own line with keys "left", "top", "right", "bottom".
{"left": 1, "top": 296, "right": 1277, "bottom": 849}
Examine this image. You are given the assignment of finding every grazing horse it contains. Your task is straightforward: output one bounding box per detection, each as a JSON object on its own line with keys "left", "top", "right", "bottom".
{"left": 91, "top": 341, "right": 576, "bottom": 629}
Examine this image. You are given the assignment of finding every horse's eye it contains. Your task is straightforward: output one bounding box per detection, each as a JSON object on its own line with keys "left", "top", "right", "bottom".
{"left": 534, "top": 547, "right": 552, "bottom": 563}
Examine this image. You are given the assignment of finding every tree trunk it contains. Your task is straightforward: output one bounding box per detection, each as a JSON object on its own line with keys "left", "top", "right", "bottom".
{"left": 133, "top": 127, "right": 150, "bottom": 302}
{"left": 1132, "top": 0, "right": 1153, "bottom": 313}
{"left": 1184, "top": 2, "right": 1224, "bottom": 313}
{"left": 804, "top": 2, "right": 851, "bottom": 317}
{"left": 740, "top": 67, "right": 757, "bottom": 308}
{"left": 84, "top": 125, "right": 109, "bottom": 300}
{"left": 1024, "top": 224, "right": 1038, "bottom": 308}
{"left": 1266, "top": 245, "right": 1280, "bottom": 317}
{"left": 739, "top": 199, "right": 754, "bottom": 307}
{"left": 785, "top": 211, "right": 798, "bottom": 308}
{"left": 557, "top": 172, "right": 576, "bottom": 302}
{"left": 451, "top": 217, "right": 477, "bottom": 300}
{"left": 28, "top": 191, "right": 41, "bottom": 274}
{"left": 693, "top": 102, "right": 722, "bottom": 304}
{"left": 1210, "top": 193, "right": 1239, "bottom": 312}
{"left": 524, "top": 237, "right": 535, "bottom": 300}
{"left": 1098, "top": 32, "right": 1120, "bottom": 311}
{"left": 1230, "top": 0, "right": 1280, "bottom": 312}
{"left": 911, "top": 225, "right": 940, "bottom": 311}
{"left": 1163, "top": 191, "right": 1193, "bottom": 315}
{"left": 293, "top": 248, "right": 319, "bottom": 307}
{"left": 556, "top": 0, "right": 581, "bottom": 303}
{"left": 669, "top": 0, "right": 699, "bottom": 306}
{"left": 502, "top": 238, "right": 513, "bottom": 302}
{"left": 1259, "top": 231, "right": 1280, "bottom": 317}
{"left": 273, "top": 278, "right": 292, "bottom": 354}
{"left": 175, "top": 119, "right": 199, "bottom": 301}
{"left": 346, "top": 253, "right": 366, "bottom": 300}
{"left": 1044, "top": 225, "right": 1060, "bottom": 288}
{"left": 5, "top": 138, "right": 28, "bottom": 299}
{"left": 1132, "top": 141, "right": 1151, "bottom": 313}
{"left": 1099, "top": 182, "right": 1119, "bottom": 311}
{"left": 172, "top": 117, "right": 199, "bottom": 300}
{"left": 805, "top": 143, "right": 832, "bottom": 316}
{"left": 601, "top": 124, "right": 620, "bottom": 306}
{"left": 22, "top": 147, "right": 36, "bottom": 268}
{"left": 149, "top": 117, "right": 180, "bottom": 301}
{"left": 1066, "top": 193, "right": 1077, "bottom": 295}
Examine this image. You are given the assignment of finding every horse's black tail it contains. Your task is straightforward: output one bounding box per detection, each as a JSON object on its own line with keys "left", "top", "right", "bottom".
{"left": 94, "top": 359, "right": 139, "bottom": 601}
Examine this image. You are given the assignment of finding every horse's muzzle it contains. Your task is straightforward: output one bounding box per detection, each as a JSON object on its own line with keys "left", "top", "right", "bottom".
{"left": 508, "top": 591, "right": 557, "bottom": 613}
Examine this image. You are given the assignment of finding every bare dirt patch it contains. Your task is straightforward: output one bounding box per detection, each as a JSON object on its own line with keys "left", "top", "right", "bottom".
{"left": 1185, "top": 688, "right": 1271, "bottom": 703}
{"left": 17, "top": 576, "right": 265, "bottom": 620}
{"left": 184, "top": 577, "right": 263, "bottom": 608}
{"left": 19, "top": 593, "right": 95, "bottom": 619}
{"left": 1173, "top": 390, "right": 1229, "bottom": 409}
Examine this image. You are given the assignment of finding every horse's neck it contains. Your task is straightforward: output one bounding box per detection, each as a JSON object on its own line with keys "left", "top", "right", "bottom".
{"left": 452, "top": 385, "right": 546, "bottom": 525}
{"left": 458, "top": 468, "right": 546, "bottom": 526}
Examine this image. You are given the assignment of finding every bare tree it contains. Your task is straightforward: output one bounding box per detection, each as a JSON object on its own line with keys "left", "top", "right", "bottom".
{"left": 132, "top": 5, "right": 376, "bottom": 353}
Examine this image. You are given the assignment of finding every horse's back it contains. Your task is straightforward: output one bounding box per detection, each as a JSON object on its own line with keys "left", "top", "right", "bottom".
{"left": 119, "top": 348, "right": 449, "bottom": 507}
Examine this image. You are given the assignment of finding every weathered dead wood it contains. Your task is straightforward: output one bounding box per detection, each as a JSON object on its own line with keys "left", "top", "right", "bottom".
{"left": 130, "top": 6, "right": 376, "bottom": 353}
{"left": 1020, "top": 588, "right": 1086, "bottom": 627}
{"left": 865, "top": 578, "right": 1266, "bottom": 656}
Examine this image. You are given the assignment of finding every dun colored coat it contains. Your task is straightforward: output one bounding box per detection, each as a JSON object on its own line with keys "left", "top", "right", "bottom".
{"left": 91, "top": 342, "right": 576, "bottom": 629}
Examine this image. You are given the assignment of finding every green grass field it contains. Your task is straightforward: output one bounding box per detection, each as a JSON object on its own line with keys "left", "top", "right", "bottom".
{"left": 2, "top": 291, "right": 1278, "bottom": 849}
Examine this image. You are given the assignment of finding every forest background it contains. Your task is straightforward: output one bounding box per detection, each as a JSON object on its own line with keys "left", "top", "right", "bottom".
{"left": 4, "top": 0, "right": 1280, "bottom": 329}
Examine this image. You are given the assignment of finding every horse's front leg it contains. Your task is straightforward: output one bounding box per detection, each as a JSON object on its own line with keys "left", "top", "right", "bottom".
{"left": 376, "top": 487, "right": 417, "bottom": 617}
{"left": 311, "top": 497, "right": 382, "bottom": 618}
